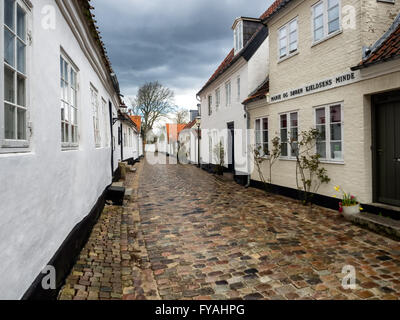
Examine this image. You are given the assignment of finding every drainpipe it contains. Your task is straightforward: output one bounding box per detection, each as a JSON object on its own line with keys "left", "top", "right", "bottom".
{"left": 244, "top": 104, "right": 251, "bottom": 188}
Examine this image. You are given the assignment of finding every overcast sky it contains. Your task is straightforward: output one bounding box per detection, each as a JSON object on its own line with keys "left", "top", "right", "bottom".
{"left": 92, "top": 0, "right": 273, "bottom": 110}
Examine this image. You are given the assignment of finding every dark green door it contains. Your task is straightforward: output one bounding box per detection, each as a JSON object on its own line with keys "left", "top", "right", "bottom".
{"left": 374, "top": 91, "right": 400, "bottom": 207}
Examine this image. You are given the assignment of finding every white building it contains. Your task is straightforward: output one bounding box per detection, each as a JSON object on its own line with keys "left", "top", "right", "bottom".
{"left": 197, "top": 16, "right": 269, "bottom": 183}
{"left": 178, "top": 119, "right": 200, "bottom": 165}
{"left": 0, "top": 0, "right": 138, "bottom": 299}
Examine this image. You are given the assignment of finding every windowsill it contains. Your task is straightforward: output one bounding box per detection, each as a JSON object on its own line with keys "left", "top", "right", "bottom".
{"left": 278, "top": 51, "right": 299, "bottom": 64}
{"left": 279, "top": 156, "right": 297, "bottom": 161}
{"left": 62, "top": 143, "right": 79, "bottom": 151}
{"left": 311, "top": 30, "right": 342, "bottom": 48}
{"left": 0, "top": 149, "right": 32, "bottom": 156}
{"left": 320, "top": 159, "right": 345, "bottom": 165}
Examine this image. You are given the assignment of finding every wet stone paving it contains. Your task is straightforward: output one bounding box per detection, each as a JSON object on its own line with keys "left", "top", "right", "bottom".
{"left": 60, "top": 156, "right": 400, "bottom": 300}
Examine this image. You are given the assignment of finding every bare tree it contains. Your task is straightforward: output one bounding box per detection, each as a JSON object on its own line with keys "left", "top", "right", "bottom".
{"left": 130, "top": 81, "right": 175, "bottom": 152}
{"left": 174, "top": 108, "right": 189, "bottom": 124}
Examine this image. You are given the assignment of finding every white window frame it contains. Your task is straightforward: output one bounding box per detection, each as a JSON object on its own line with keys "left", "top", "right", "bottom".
{"left": 208, "top": 94, "right": 212, "bottom": 116}
{"left": 225, "top": 81, "right": 231, "bottom": 107}
{"left": 60, "top": 52, "right": 79, "bottom": 149}
{"left": 1, "top": 0, "right": 31, "bottom": 151}
{"left": 215, "top": 88, "right": 220, "bottom": 110}
{"left": 314, "top": 102, "right": 344, "bottom": 162}
{"left": 101, "top": 97, "right": 110, "bottom": 148}
{"left": 279, "top": 111, "right": 299, "bottom": 159}
{"left": 91, "top": 84, "right": 101, "bottom": 148}
{"left": 234, "top": 20, "right": 243, "bottom": 54}
{"left": 255, "top": 117, "right": 269, "bottom": 157}
{"left": 311, "top": 0, "right": 341, "bottom": 45}
{"left": 278, "top": 17, "right": 298, "bottom": 60}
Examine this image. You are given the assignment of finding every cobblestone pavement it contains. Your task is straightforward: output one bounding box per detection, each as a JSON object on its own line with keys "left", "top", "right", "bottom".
{"left": 138, "top": 156, "right": 400, "bottom": 300}
{"left": 60, "top": 155, "right": 400, "bottom": 300}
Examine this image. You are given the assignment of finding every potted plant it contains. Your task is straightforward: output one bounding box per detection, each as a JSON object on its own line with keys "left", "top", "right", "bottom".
{"left": 334, "top": 186, "right": 360, "bottom": 218}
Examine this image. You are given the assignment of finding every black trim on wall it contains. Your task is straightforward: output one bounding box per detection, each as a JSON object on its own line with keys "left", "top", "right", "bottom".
{"left": 22, "top": 188, "right": 109, "bottom": 300}
{"left": 250, "top": 179, "right": 400, "bottom": 220}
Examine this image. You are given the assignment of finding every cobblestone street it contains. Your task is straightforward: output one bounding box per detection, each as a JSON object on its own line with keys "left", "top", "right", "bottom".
{"left": 60, "top": 156, "right": 400, "bottom": 300}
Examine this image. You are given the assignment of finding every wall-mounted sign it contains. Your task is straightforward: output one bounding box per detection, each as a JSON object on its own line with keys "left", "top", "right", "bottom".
{"left": 270, "top": 70, "right": 360, "bottom": 103}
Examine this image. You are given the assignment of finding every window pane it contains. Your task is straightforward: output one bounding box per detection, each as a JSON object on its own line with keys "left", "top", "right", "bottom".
{"left": 61, "top": 123, "right": 65, "bottom": 142}
{"left": 328, "top": 6, "right": 339, "bottom": 22}
{"left": 17, "top": 108, "right": 26, "bottom": 140}
{"left": 61, "top": 102, "right": 65, "bottom": 121}
{"left": 17, "top": 40, "right": 25, "bottom": 73}
{"left": 280, "top": 114, "right": 287, "bottom": 128}
{"left": 328, "top": 0, "right": 339, "bottom": 9}
{"left": 314, "top": 3, "right": 323, "bottom": 17}
{"left": 262, "top": 118, "right": 268, "bottom": 131}
{"left": 290, "top": 112, "right": 298, "bottom": 127}
{"left": 60, "top": 57, "right": 64, "bottom": 79}
{"left": 5, "top": 103, "right": 15, "bottom": 139}
{"left": 17, "top": 74, "right": 25, "bottom": 106}
{"left": 17, "top": 5, "right": 26, "bottom": 40}
{"left": 4, "top": 28, "right": 15, "bottom": 66}
{"left": 64, "top": 102, "right": 69, "bottom": 122}
{"left": 263, "top": 131, "right": 268, "bottom": 144}
{"left": 291, "top": 127, "right": 298, "bottom": 142}
{"left": 289, "top": 20, "right": 297, "bottom": 32}
{"left": 280, "top": 47, "right": 287, "bottom": 57}
{"left": 314, "top": 27, "right": 324, "bottom": 41}
{"left": 291, "top": 142, "right": 298, "bottom": 157}
{"left": 331, "top": 123, "right": 342, "bottom": 141}
{"left": 279, "top": 37, "right": 286, "bottom": 50}
{"left": 279, "top": 27, "right": 287, "bottom": 38}
{"left": 330, "top": 105, "right": 341, "bottom": 122}
{"left": 65, "top": 123, "right": 69, "bottom": 142}
{"left": 317, "top": 124, "right": 326, "bottom": 141}
{"left": 331, "top": 142, "right": 342, "bottom": 160}
{"left": 316, "top": 108, "right": 325, "bottom": 124}
{"left": 317, "top": 142, "right": 326, "bottom": 158}
{"left": 289, "top": 38, "right": 297, "bottom": 52}
{"left": 281, "top": 128, "right": 288, "bottom": 143}
{"left": 281, "top": 143, "right": 288, "bottom": 157}
{"left": 255, "top": 119, "right": 261, "bottom": 131}
{"left": 4, "top": 66, "right": 15, "bottom": 103}
{"left": 4, "top": 0, "right": 15, "bottom": 30}
{"left": 328, "top": 18, "right": 340, "bottom": 34}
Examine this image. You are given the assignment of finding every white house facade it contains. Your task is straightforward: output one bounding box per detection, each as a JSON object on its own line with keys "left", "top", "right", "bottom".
{"left": 197, "top": 16, "right": 269, "bottom": 182}
{"left": 244, "top": 0, "right": 400, "bottom": 212}
{"left": 0, "top": 0, "right": 139, "bottom": 299}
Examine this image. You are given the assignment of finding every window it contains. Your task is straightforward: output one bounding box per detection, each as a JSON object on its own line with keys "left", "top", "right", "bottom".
{"left": 91, "top": 85, "right": 101, "bottom": 147}
{"left": 315, "top": 104, "right": 343, "bottom": 161}
{"left": 208, "top": 95, "right": 212, "bottom": 116}
{"left": 225, "top": 81, "right": 231, "bottom": 107}
{"left": 234, "top": 21, "right": 243, "bottom": 53}
{"left": 278, "top": 18, "right": 298, "bottom": 59}
{"left": 255, "top": 117, "right": 268, "bottom": 156}
{"left": 102, "top": 98, "right": 110, "bottom": 148}
{"left": 215, "top": 88, "right": 220, "bottom": 110}
{"left": 237, "top": 77, "right": 241, "bottom": 101}
{"left": 3, "top": 0, "right": 29, "bottom": 147}
{"left": 60, "top": 55, "right": 78, "bottom": 147}
{"left": 312, "top": 0, "right": 340, "bottom": 43}
{"left": 280, "top": 111, "right": 298, "bottom": 158}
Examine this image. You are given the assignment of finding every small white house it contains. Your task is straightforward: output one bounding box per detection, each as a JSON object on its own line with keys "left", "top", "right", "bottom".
{"left": 0, "top": 0, "right": 139, "bottom": 299}
{"left": 178, "top": 119, "right": 200, "bottom": 165}
{"left": 197, "top": 16, "right": 269, "bottom": 182}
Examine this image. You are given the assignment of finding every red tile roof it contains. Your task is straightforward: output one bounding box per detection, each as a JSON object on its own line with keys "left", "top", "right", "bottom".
{"left": 242, "top": 80, "right": 269, "bottom": 105}
{"left": 130, "top": 116, "right": 142, "bottom": 132}
{"left": 259, "top": 0, "right": 287, "bottom": 21}
{"left": 353, "top": 18, "right": 400, "bottom": 70}
{"left": 166, "top": 124, "right": 187, "bottom": 143}
{"left": 198, "top": 1, "right": 288, "bottom": 96}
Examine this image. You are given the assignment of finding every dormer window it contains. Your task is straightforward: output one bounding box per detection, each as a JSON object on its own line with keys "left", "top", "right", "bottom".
{"left": 234, "top": 21, "right": 243, "bottom": 54}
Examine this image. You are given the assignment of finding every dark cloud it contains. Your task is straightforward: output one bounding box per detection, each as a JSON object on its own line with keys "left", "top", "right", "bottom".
{"left": 93, "top": 0, "right": 272, "bottom": 107}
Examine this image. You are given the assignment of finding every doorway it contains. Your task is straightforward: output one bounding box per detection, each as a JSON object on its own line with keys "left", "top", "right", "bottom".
{"left": 372, "top": 90, "right": 400, "bottom": 207}
{"left": 227, "top": 122, "right": 235, "bottom": 173}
